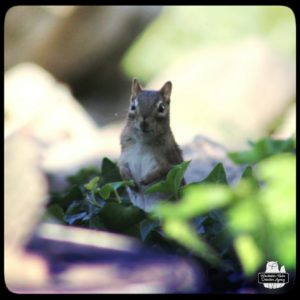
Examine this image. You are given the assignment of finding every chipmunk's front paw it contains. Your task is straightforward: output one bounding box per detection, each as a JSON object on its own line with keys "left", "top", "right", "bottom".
{"left": 139, "top": 178, "right": 148, "bottom": 186}
{"left": 139, "top": 176, "right": 154, "bottom": 186}
{"left": 119, "top": 164, "right": 133, "bottom": 181}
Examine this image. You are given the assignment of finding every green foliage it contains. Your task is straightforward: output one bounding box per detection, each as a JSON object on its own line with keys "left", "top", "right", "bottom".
{"left": 67, "top": 166, "right": 101, "bottom": 185}
{"left": 200, "top": 162, "right": 228, "bottom": 184}
{"left": 100, "top": 202, "right": 145, "bottom": 231}
{"left": 149, "top": 136, "right": 295, "bottom": 275}
{"left": 46, "top": 158, "right": 142, "bottom": 233}
{"left": 97, "top": 180, "right": 134, "bottom": 201}
{"left": 139, "top": 218, "right": 160, "bottom": 241}
{"left": 234, "top": 234, "right": 264, "bottom": 276}
{"left": 163, "top": 219, "right": 224, "bottom": 268}
{"left": 228, "top": 136, "right": 295, "bottom": 164}
{"left": 153, "top": 184, "right": 232, "bottom": 219}
{"left": 101, "top": 157, "right": 122, "bottom": 183}
{"left": 43, "top": 204, "right": 65, "bottom": 223}
{"left": 45, "top": 136, "right": 296, "bottom": 288}
{"left": 145, "top": 160, "right": 190, "bottom": 200}
{"left": 84, "top": 176, "right": 100, "bottom": 191}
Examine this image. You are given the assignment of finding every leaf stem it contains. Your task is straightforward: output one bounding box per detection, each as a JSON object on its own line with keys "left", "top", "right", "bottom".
{"left": 89, "top": 192, "right": 101, "bottom": 207}
{"left": 114, "top": 189, "right": 122, "bottom": 204}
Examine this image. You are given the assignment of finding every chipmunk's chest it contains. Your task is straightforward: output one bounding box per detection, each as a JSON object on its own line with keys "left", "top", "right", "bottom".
{"left": 122, "top": 143, "right": 159, "bottom": 182}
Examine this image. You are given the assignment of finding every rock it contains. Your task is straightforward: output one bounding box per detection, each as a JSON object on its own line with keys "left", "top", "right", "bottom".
{"left": 22, "top": 223, "right": 203, "bottom": 293}
{"left": 4, "top": 132, "right": 50, "bottom": 291}
{"left": 5, "top": 6, "right": 161, "bottom": 83}
{"left": 183, "top": 135, "right": 245, "bottom": 186}
{"left": 5, "top": 6, "right": 68, "bottom": 70}
{"left": 148, "top": 37, "right": 296, "bottom": 149}
{"left": 4, "top": 132, "right": 48, "bottom": 251}
{"left": 272, "top": 102, "right": 296, "bottom": 139}
{"left": 5, "top": 63, "right": 98, "bottom": 139}
{"left": 4, "top": 62, "right": 125, "bottom": 191}
{"left": 5, "top": 63, "right": 101, "bottom": 174}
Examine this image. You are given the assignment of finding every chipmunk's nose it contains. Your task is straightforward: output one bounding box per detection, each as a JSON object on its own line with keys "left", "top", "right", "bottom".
{"left": 140, "top": 120, "right": 149, "bottom": 132}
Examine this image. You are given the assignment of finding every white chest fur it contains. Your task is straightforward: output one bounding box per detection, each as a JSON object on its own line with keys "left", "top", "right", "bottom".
{"left": 121, "top": 142, "right": 158, "bottom": 183}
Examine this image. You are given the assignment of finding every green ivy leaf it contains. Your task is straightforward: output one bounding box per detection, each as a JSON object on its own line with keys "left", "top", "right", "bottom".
{"left": 145, "top": 161, "right": 190, "bottom": 199}
{"left": 139, "top": 219, "right": 160, "bottom": 241}
{"left": 227, "top": 198, "right": 263, "bottom": 234}
{"left": 144, "top": 181, "right": 168, "bottom": 194}
{"left": 65, "top": 212, "right": 89, "bottom": 225}
{"left": 67, "top": 166, "right": 101, "bottom": 185}
{"left": 234, "top": 234, "right": 264, "bottom": 276}
{"left": 111, "top": 180, "right": 135, "bottom": 190}
{"left": 101, "top": 157, "right": 122, "bottom": 183}
{"left": 97, "top": 183, "right": 113, "bottom": 200}
{"left": 241, "top": 166, "right": 253, "bottom": 178}
{"left": 166, "top": 161, "right": 190, "bottom": 199}
{"left": 122, "top": 223, "right": 144, "bottom": 238}
{"left": 98, "top": 180, "right": 135, "bottom": 200}
{"left": 100, "top": 202, "right": 145, "bottom": 231}
{"left": 240, "top": 166, "right": 260, "bottom": 188}
{"left": 45, "top": 204, "right": 65, "bottom": 223}
{"left": 84, "top": 176, "right": 100, "bottom": 191}
{"left": 163, "top": 219, "right": 226, "bottom": 269}
{"left": 49, "top": 186, "right": 83, "bottom": 210}
{"left": 64, "top": 200, "right": 89, "bottom": 225}
{"left": 88, "top": 215, "right": 106, "bottom": 229}
{"left": 153, "top": 184, "right": 233, "bottom": 220}
{"left": 201, "top": 163, "right": 228, "bottom": 184}
{"left": 257, "top": 153, "right": 296, "bottom": 262}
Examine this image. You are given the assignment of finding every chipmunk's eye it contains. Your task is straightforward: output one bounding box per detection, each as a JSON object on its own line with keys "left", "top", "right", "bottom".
{"left": 158, "top": 103, "right": 165, "bottom": 113}
{"left": 130, "top": 104, "right": 136, "bottom": 111}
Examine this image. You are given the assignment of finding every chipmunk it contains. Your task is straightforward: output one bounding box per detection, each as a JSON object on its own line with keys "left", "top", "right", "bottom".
{"left": 118, "top": 78, "right": 184, "bottom": 212}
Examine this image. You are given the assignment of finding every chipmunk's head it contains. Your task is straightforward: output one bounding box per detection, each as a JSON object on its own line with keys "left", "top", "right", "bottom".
{"left": 127, "top": 78, "right": 172, "bottom": 139}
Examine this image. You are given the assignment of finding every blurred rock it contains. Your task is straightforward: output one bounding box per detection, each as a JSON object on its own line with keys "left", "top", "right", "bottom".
{"left": 5, "top": 250, "right": 50, "bottom": 292}
{"left": 4, "top": 132, "right": 47, "bottom": 251}
{"left": 5, "top": 132, "right": 50, "bottom": 290}
{"left": 4, "top": 62, "right": 125, "bottom": 192}
{"left": 23, "top": 223, "right": 203, "bottom": 293}
{"left": 149, "top": 37, "right": 296, "bottom": 149}
{"left": 5, "top": 6, "right": 67, "bottom": 70}
{"left": 5, "top": 6, "right": 161, "bottom": 85}
{"left": 272, "top": 101, "right": 296, "bottom": 139}
{"left": 183, "top": 135, "right": 245, "bottom": 186}
{"left": 5, "top": 63, "right": 98, "bottom": 139}
{"left": 5, "top": 63, "right": 103, "bottom": 174}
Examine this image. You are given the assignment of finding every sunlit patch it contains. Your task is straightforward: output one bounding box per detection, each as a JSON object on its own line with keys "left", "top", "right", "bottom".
{"left": 37, "top": 223, "right": 139, "bottom": 252}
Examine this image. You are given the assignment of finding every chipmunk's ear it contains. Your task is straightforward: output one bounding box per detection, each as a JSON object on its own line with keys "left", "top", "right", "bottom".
{"left": 131, "top": 78, "right": 143, "bottom": 97}
{"left": 160, "top": 81, "right": 172, "bottom": 101}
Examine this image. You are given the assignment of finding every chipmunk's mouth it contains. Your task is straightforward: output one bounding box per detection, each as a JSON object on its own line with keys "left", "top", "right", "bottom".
{"left": 141, "top": 129, "right": 153, "bottom": 133}
{"left": 135, "top": 126, "right": 153, "bottom": 134}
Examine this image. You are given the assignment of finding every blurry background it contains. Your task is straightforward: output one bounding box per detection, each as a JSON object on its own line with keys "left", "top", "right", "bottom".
{"left": 5, "top": 6, "right": 296, "bottom": 151}
{"left": 4, "top": 6, "right": 296, "bottom": 292}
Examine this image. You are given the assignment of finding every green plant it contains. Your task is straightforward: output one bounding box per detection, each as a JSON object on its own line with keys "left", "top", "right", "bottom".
{"left": 44, "top": 136, "right": 296, "bottom": 291}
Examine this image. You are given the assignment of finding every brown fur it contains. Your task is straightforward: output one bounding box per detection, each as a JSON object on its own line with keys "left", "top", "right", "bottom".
{"left": 119, "top": 79, "right": 184, "bottom": 193}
